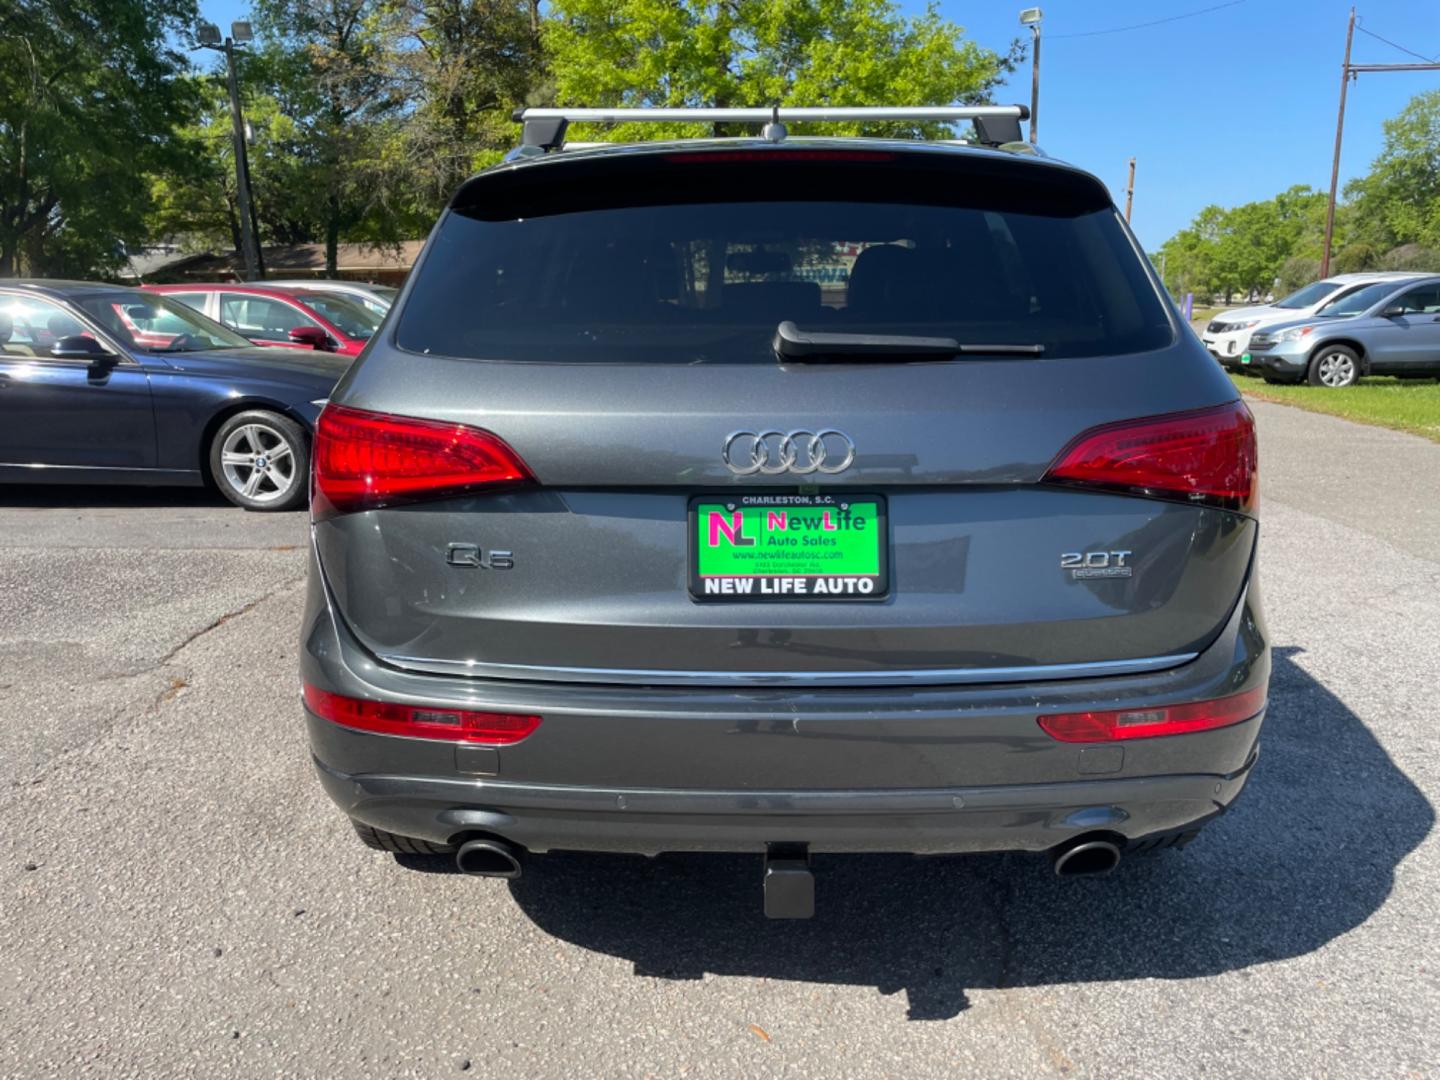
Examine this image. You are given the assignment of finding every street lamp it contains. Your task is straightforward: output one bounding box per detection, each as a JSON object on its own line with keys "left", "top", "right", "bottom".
{"left": 196, "top": 21, "right": 262, "bottom": 281}
{"left": 1019, "top": 7, "right": 1042, "bottom": 145}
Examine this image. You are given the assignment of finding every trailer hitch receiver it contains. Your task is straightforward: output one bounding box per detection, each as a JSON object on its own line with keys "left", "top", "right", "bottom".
{"left": 763, "top": 843, "right": 814, "bottom": 919}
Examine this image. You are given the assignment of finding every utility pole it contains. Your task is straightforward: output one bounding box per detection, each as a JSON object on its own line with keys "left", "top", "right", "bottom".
{"left": 223, "top": 41, "right": 262, "bottom": 281}
{"left": 1321, "top": 8, "right": 1356, "bottom": 279}
{"left": 1320, "top": 8, "right": 1440, "bottom": 276}
{"left": 199, "top": 22, "right": 262, "bottom": 282}
{"left": 1124, "top": 157, "right": 1136, "bottom": 223}
{"left": 1020, "top": 9, "right": 1042, "bottom": 144}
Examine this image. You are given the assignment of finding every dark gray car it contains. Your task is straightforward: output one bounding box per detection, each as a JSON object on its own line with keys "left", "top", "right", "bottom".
{"left": 301, "top": 107, "right": 1267, "bottom": 917}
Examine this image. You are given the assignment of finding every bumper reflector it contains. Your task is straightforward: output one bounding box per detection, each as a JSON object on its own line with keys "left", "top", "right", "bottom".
{"left": 1038, "top": 686, "right": 1266, "bottom": 742}
{"left": 303, "top": 684, "right": 541, "bottom": 745}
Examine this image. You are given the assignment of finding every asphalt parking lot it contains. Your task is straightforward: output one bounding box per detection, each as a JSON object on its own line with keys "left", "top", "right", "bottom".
{"left": 2, "top": 400, "right": 1439, "bottom": 1079}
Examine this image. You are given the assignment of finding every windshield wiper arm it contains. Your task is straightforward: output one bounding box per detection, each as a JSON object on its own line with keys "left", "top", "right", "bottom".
{"left": 773, "top": 321, "right": 1044, "bottom": 362}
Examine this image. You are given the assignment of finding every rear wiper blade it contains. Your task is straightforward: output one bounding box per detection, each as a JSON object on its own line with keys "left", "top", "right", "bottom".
{"left": 773, "top": 321, "right": 1044, "bottom": 362}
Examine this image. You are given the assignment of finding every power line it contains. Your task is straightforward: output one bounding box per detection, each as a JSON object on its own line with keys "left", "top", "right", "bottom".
{"left": 1319, "top": 7, "right": 1440, "bottom": 277}
{"left": 1050, "top": 0, "right": 1247, "bottom": 41}
{"left": 1355, "top": 22, "right": 1438, "bottom": 65}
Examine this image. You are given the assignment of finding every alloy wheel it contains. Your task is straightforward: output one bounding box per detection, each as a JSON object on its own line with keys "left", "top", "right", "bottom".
{"left": 219, "top": 422, "right": 298, "bottom": 504}
{"left": 1315, "top": 351, "right": 1357, "bottom": 388}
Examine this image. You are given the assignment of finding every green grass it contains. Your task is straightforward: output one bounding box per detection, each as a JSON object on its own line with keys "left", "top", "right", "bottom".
{"left": 1228, "top": 372, "right": 1440, "bottom": 443}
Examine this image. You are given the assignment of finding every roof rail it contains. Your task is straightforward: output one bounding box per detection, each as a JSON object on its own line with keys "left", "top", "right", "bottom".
{"left": 510, "top": 105, "right": 1031, "bottom": 154}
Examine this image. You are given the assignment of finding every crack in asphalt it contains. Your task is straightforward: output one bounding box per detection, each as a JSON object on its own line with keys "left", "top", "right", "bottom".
{"left": 0, "top": 576, "right": 308, "bottom": 793}
{"left": 156, "top": 576, "right": 306, "bottom": 667}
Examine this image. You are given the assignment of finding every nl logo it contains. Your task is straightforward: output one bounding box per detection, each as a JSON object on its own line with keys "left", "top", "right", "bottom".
{"left": 706, "top": 507, "right": 867, "bottom": 547}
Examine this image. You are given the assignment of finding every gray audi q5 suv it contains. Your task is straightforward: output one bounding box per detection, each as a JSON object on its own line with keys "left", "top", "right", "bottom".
{"left": 302, "top": 106, "right": 1267, "bottom": 916}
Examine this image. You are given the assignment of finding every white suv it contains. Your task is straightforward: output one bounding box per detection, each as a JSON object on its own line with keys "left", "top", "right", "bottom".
{"left": 1202, "top": 272, "right": 1422, "bottom": 369}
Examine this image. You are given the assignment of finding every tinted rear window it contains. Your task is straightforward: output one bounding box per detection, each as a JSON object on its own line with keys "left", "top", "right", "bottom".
{"left": 397, "top": 156, "right": 1172, "bottom": 363}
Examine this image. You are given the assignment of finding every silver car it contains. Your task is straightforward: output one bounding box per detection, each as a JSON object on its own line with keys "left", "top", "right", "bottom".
{"left": 1202, "top": 271, "right": 1421, "bottom": 368}
{"left": 265, "top": 279, "right": 397, "bottom": 316}
{"left": 1244, "top": 275, "right": 1440, "bottom": 387}
{"left": 301, "top": 106, "right": 1268, "bottom": 917}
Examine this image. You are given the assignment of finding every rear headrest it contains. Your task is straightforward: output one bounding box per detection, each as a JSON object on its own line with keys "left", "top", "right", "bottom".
{"left": 721, "top": 281, "right": 821, "bottom": 321}
{"left": 0, "top": 312, "right": 11, "bottom": 341}
{"left": 560, "top": 242, "right": 670, "bottom": 317}
{"left": 846, "top": 245, "right": 920, "bottom": 318}
{"left": 847, "top": 243, "right": 1023, "bottom": 323}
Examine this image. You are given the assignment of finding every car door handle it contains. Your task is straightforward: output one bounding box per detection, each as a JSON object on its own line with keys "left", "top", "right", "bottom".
{"left": 0, "top": 373, "right": 11, "bottom": 388}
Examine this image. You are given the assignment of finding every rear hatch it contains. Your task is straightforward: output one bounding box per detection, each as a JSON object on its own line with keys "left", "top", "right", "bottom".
{"left": 314, "top": 143, "right": 1256, "bottom": 686}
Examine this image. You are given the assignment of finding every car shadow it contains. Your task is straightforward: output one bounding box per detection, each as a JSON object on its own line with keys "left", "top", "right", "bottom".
{"left": 0, "top": 484, "right": 232, "bottom": 509}
{"left": 399, "top": 646, "right": 1433, "bottom": 1020}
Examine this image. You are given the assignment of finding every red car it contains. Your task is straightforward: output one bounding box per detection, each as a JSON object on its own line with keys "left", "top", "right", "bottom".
{"left": 142, "top": 284, "right": 381, "bottom": 358}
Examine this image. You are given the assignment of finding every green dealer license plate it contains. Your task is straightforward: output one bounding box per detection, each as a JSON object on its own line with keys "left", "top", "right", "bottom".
{"left": 688, "top": 494, "right": 889, "bottom": 602}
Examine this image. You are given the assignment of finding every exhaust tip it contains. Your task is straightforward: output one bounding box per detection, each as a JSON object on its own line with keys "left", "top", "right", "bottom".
{"left": 455, "top": 838, "right": 524, "bottom": 879}
{"left": 1052, "top": 838, "right": 1122, "bottom": 878}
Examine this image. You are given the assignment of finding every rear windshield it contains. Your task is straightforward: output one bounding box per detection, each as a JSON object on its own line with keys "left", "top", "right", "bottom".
{"left": 397, "top": 168, "right": 1172, "bottom": 364}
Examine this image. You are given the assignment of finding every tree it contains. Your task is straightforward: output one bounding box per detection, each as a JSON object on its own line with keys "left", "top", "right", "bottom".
{"left": 146, "top": 78, "right": 245, "bottom": 257}
{"left": 1159, "top": 205, "right": 1225, "bottom": 300}
{"left": 1377, "top": 243, "right": 1439, "bottom": 272}
{"left": 1213, "top": 186, "right": 1326, "bottom": 299}
{"left": 147, "top": 62, "right": 327, "bottom": 261}
{"left": 381, "top": 0, "right": 543, "bottom": 207}
{"left": 1276, "top": 254, "right": 1320, "bottom": 294}
{"left": 153, "top": 3, "right": 540, "bottom": 271}
{"left": 1160, "top": 94, "right": 1440, "bottom": 298}
{"left": 1346, "top": 90, "right": 1440, "bottom": 253}
{"left": 1160, "top": 188, "right": 1326, "bottom": 301}
{"left": 253, "top": 0, "right": 405, "bottom": 275}
{"left": 545, "top": 0, "right": 1021, "bottom": 142}
{"left": 0, "top": 0, "right": 201, "bottom": 276}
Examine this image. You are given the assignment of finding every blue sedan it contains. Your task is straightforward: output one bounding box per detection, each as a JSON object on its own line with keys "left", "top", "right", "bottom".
{"left": 0, "top": 280, "right": 350, "bottom": 510}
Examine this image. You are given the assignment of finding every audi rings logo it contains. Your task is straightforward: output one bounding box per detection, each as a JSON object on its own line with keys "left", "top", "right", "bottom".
{"left": 722, "top": 430, "right": 856, "bottom": 476}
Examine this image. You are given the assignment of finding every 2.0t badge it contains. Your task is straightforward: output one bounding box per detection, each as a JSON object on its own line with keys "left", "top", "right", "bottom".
{"left": 1061, "top": 550, "right": 1133, "bottom": 580}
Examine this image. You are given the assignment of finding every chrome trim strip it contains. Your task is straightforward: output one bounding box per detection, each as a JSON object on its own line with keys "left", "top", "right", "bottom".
{"left": 373, "top": 651, "right": 1198, "bottom": 688}
{"left": 328, "top": 766, "right": 1248, "bottom": 817}
{"left": 0, "top": 462, "right": 194, "bottom": 474}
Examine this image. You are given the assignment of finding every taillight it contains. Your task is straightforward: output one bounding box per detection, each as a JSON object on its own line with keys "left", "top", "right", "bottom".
{"left": 1043, "top": 402, "right": 1256, "bottom": 512}
{"left": 304, "top": 684, "right": 541, "bottom": 745}
{"left": 312, "top": 404, "right": 533, "bottom": 518}
{"left": 1038, "top": 686, "right": 1266, "bottom": 743}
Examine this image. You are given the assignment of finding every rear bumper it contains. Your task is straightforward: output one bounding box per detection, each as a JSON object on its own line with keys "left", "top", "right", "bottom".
{"left": 302, "top": 538, "right": 1270, "bottom": 855}
{"left": 311, "top": 741, "right": 1258, "bottom": 855}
